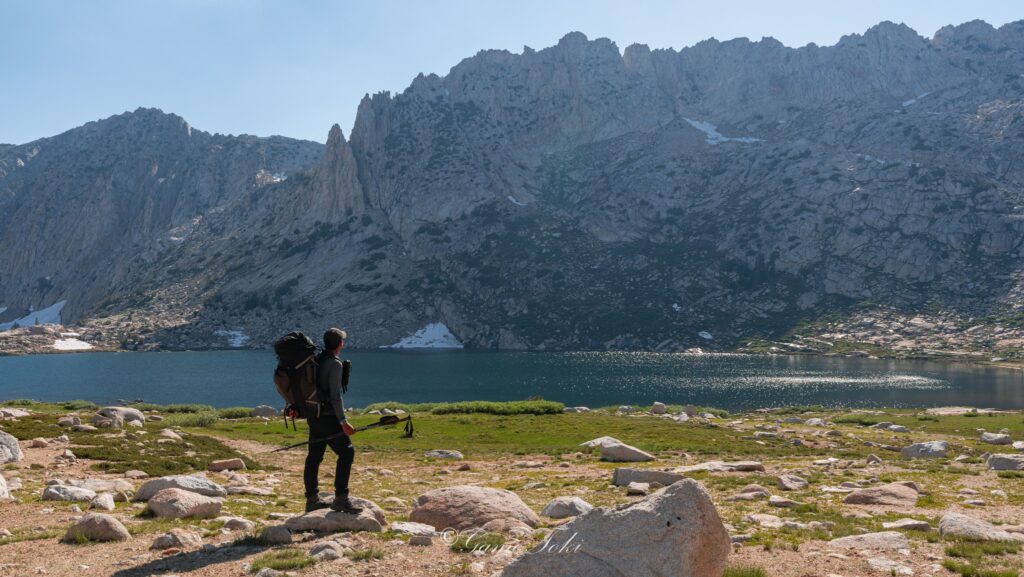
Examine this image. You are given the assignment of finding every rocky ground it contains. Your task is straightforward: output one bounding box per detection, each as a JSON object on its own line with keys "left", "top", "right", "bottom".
{"left": 1, "top": 401, "right": 1024, "bottom": 577}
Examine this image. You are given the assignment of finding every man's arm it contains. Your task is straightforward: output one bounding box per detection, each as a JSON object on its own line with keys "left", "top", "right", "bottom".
{"left": 325, "top": 360, "right": 347, "bottom": 422}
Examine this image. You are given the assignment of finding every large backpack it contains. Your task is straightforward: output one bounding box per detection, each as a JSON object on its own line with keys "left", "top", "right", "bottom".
{"left": 272, "top": 332, "right": 323, "bottom": 418}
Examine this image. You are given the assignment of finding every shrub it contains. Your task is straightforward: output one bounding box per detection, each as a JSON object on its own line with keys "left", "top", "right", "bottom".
{"left": 431, "top": 401, "right": 564, "bottom": 416}
{"left": 833, "top": 414, "right": 880, "bottom": 426}
{"left": 217, "top": 407, "right": 253, "bottom": 419}
{"left": 61, "top": 400, "right": 99, "bottom": 411}
{"left": 162, "top": 412, "right": 219, "bottom": 428}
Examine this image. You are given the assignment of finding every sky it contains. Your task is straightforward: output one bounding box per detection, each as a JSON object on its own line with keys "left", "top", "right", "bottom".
{"left": 1, "top": 0, "right": 1020, "bottom": 145}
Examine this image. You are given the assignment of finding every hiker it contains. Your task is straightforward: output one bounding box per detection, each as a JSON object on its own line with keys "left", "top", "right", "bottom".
{"left": 301, "top": 328, "right": 363, "bottom": 514}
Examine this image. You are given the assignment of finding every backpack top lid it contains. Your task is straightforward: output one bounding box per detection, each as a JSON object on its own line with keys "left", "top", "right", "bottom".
{"left": 273, "top": 332, "right": 318, "bottom": 368}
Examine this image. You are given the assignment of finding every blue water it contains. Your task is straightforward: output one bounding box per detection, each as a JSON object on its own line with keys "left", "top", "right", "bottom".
{"left": 0, "top": 350, "right": 1022, "bottom": 411}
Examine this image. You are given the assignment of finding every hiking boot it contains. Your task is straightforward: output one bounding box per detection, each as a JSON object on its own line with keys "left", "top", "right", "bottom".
{"left": 330, "top": 493, "right": 363, "bottom": 514}
{"left": 305, "top": 496, "right": 330, "bottom": 512}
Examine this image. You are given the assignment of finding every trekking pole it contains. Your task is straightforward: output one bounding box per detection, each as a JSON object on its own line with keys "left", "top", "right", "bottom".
{"left": 264, "top": 415, "right": 414, "bottom": 453}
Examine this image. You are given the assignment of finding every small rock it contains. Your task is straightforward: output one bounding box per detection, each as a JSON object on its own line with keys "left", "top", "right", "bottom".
{"left": 981, "top": 432, "right": 1013, "bottom": 445}
{"left": 541, "top": 496, "right": 593, "bottom": 518}
{"left": 409, "top": 534, "right": 433, "bottom": 546}
{"left": 777, "top": 474, "right": 809, "bottom": 491}
{"left": 208, "top": 458, "right": 245, "bottom": 472}
{"left": 89, "top": 493, "right": 115, "bottom": 511}
{"left": 259, "top": 525, "right": 291, "bottom": 545}
{"left": 626, "top": 482, "right": 649, "bottom": 496}
{"left": 150, "top": 528, "right": 203, "bottom": 550}
{"left": 147, "top": 488, "right": 222, "bottom": 519}
{"left": 424, "top": 449, "right": 464, "bottom": 460}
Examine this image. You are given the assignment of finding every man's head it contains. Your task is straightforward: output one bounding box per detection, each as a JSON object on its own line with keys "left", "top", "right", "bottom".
{"left": 323, "top": 328, "right": 347, "bottom": 353}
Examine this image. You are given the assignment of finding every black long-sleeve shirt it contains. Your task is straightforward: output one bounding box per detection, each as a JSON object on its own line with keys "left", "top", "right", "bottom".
{"left": 316, "top": 352, "right": 347, "bottom": 423}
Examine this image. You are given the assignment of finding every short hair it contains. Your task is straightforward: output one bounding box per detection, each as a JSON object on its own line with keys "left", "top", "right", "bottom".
{"left": 324, "top": 328, "right": 347, "bottom": 350}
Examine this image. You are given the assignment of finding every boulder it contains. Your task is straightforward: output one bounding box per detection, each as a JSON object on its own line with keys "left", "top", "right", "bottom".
{"left": 579, "top": 436, "right": 621, "bottom": 448}
{"left": 0, "top": 474, "right": 8, "bottom": 499}
{"left": 410, "top": 485, "right": 539, "bottom": 531}
{"left": 866, "top": 558, "right": 913, "bottom": 575}
{"left": 827, "top": 531, "right": 909, "bottom": 550}
{"left": 626, "top": 482, "right": 650, "bottom": 496}
{"left": 285, "top": 499, "right": 385, "bottom": 533}
{"left": 987, "top": 454, "right": 1024, "bottom": 471}
{"left": 134, "top": 475, "right": 226, "bottom": 501}
{"left": 208, "top": 458, "right": 246, "bottom": 472}
{"left": 424, "top": 449, "right": 464, "bottom": 460}
{"left": 600, "top": 441, "right": 655, "bottom": 462}
{"left": 981, "top": 432, "right": 1013, "bottom": 445}
{"left": 43, "top": 485, "right": 97, "bottom": 502}
{"left": 0, "top": 408, "right": 30, "bottom": 418}
{"left": 95, "top": 406, "right": 145, "bottom": 425}
{"left": 150, "top": 528, "right": 203, "bottom": 550}
{"left": 725, "top": 484, "right": 771, "bottom": 501}
{"left": 57, "top": 415, "right": 81, "bottom": 427}
{"left": 29, "top": 438, "right": 49, "bottom": 448}
{"left": 843, "top": 482, "right": 918, "bottom": 507}
{"left": 125, "top": 470, "right": 149, "bottom": 480}
{"left": 541, "top": 497, "right": 593, "bottom": 519}
{"left": 89, "top": 493, "right": 116, "bottom": 511}
{"left": 251, "top": 405, "right": 278, "bottom": 418}
{"left": 499, "top": 480, "right": 730, "bottom": 577}
{"left": 611, "top": 468, "right": 684, "bottom": 487}
{"left": 805, "top": 418, "right": 827, "bottom": 427}
{"left": 61, "top": 513, "right": 131, "bottom": 543}
{"left": 900, "top": 440, "right": 947, "bottom": 459}
{"left": 409, "top": 534, "right": 433, "bottom": 546}
{"left": 940, "top": 513, "right": 1024, "bottom": 541}
{"left": 768, "top": 495, "right": 801, "bottom": 508}
{"left": 215, "top": 516, "right": 256, "bottom": 532}
{"left": 777, "top": 474, "right": 808, "bottom": 491}
{"left": 746, "top": 513, "right": 784, "bottom": 528}
{"left": 0, "top": 431, "right": 23, "bottom": 464}
{"left": 1013, "top": 441, "right": 1024, "bottom": 451}
{"left": 147, "top": 488, "right": 223, "bottom": 519}
{"left": 651, "top": 402, "right": 667, "bottom": 415}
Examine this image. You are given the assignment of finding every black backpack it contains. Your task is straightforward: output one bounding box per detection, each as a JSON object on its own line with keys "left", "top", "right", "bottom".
{"left": 273, "top": 332, "right": 323, "bottom": 418}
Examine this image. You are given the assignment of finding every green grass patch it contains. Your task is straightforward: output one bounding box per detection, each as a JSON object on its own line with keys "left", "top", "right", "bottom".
{"left": 250, "top": 549, "right": 316, "bottom": 572}
{"left": 723, "top": 567, "right": 769, "bottom": 577}
{"left": 161, "top": 411, "right": 220, "bottom": 428}
{"left": 832, "top": 414, "right": 881, "bottom": 426}
{"left": 345, "top": 547, "right": 385, "bottom": 561}
{"left": 942, "top": 558, "right": 1019, "bottom": 577}
{"left": 946, "top": 540, "right": 1021, "bottom": 559}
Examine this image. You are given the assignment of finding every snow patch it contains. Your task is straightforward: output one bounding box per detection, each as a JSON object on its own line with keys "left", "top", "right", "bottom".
{"left": 671, "top": 303, "right": 682, "bottom": 312}
{"left": 52, "top": 338, "right": 92, "bottom": 351}
{"left": 215, "top": 330, "right": 250, "bottom": 348}
{"left": 383, "top": 323, "right": 464, "bottom": 349}
{"left": 698, "top": 331, "right": 714, "bottom": 340}
{"left": 0, "top": 306, "right": 6, "bottom": 315}
{"left": 902, "top": 92, "right": 930, "bottom": 107}
{"left": 0, "top": 300, "right": 66, "bottom": 331}
{"left": 684, "top": 119, "right": 762, "bottom": 145}
{"left": 507, "top": 195, "right": 526, "bottom": 207}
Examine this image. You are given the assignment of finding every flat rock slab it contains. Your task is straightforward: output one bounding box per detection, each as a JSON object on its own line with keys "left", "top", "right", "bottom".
{"left": 390, "top": 521, "right": 437, "bottom": 536}
{"left": 135, "top": 475, "right": 226, "bottom": 501}
{"left": 828, "top": 531, "right": 910, "bottom": 550}
{"left": 939, "top": 513, "right": 1024, "bottom": 542}
{"left": 883, "top": 518, "right": 931, "bottom": 531}
{"left": 285, "top": 508, "right": 384, "bottom": 533}
{"left": 424, "top": 450, "right": 464, "bottom": 460}
{"left": 612, "top": 468, "right": 684, "bottom": 487}
{"left": 843, "top": 482, "right": 918, "bottom": 507}
{"left": 43, "top": 485, "right": 97, "bottom": 502}
{"left": 580, "top": 436, "right": 622, "bottom": 448}
{"left": 674, "top": 461, "right": 765, "bottom": 474}
{"left": 500, "top": 480, "right": 730, "bottom": 577}
{"left": 209, "top": 458, "right": 246, "bottom": 472}
{"left": 69, "top": 478, "right": 134, "bottom": 494}
{"left": 410, "top": 485, "right": 539, "bottom": 531}
{"left": 600, "top": 441, "right": 655, "bottom": 462}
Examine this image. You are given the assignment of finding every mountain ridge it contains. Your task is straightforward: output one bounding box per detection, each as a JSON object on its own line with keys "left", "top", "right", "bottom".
{"left": 2, "top": 20, "right": 1024, "bottom": 356}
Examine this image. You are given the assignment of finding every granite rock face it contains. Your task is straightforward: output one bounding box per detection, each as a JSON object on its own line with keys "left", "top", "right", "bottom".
{"left": 4, "top": 21, "right": 1024, "bottom": 352}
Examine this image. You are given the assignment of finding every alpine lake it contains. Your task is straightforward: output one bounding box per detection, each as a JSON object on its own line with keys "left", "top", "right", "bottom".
{"left": 1, "top": 350, "right": 1022, "bottom": 411}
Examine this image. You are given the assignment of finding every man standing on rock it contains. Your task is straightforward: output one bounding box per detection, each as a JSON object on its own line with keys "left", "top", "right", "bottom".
{"left": 303, "top": 328, "right": 363, "bottom": 514}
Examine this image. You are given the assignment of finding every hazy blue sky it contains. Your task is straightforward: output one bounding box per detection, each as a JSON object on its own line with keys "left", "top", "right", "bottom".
{"left": 2, "top": 0, "right": 1020, "bottom": 144}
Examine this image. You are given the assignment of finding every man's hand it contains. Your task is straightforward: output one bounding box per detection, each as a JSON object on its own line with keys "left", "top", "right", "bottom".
{"left": 342, "top": 421, "right": 356, "bottom": 436}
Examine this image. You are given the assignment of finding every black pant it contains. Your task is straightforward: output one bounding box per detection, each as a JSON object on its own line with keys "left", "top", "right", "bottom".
{"left": 303, "top": 414, "right": 354, "bottom": 499}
